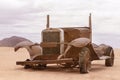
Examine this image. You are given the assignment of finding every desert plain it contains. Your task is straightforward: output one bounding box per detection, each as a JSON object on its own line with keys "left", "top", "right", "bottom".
{"left": 0, "top": 47, "right": 120, "bottom": 80}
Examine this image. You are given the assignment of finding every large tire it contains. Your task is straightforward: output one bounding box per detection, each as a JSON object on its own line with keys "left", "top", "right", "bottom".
{"left": 79, "top": 47, "right": 91, "bottom": 73}
{"left": 63, "top": 63, "right": 72, "bottom": 68}
{"left": 105, "top": 47, "right": 114, "bottom": 66}
{"left": 34, "top": 64, "right": 47, "bottom": 70}
{"left": 37, "top": 64, "right": 47, "bottom": 68}
{"left": 24, "top": 59, "right": 31, "bottom": 69}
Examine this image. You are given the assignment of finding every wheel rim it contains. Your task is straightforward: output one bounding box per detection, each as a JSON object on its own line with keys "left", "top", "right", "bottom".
{"left": 105, "top": 48, "right": 114, "bottom": 66}
{"left": 109, "top": 49, "right": 114, "bottom": 65}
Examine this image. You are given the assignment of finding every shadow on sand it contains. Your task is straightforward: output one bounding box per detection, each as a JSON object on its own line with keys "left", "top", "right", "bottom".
{"left": 15, "top": 63, "right": 109, "bottom": 74}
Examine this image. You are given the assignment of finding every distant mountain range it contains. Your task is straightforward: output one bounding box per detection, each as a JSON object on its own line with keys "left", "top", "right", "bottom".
{"left": 0, "top": 36, "right": 32, "bottom": 47}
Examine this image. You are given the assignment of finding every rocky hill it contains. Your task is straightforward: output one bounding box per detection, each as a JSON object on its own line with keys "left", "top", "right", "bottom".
{"left": 0, "top": 36, "right": 32, "bottom": 47}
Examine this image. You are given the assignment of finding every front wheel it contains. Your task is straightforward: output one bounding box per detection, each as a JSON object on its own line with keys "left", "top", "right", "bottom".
{"left": 79, "top": 47, "right": 91, "bottom": 73}
{"left": 105, "top": 47, "right": 114, "bottom": 66}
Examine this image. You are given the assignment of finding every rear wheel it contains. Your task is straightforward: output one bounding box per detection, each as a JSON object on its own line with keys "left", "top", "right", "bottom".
{"left": 63, "top": 63, "right": 72, "bottom": 68}
{"left": 105, "top": 47, "right": 114, "bottom": 66}
{"left": 35, "top": 64, "right": 47, "bottom": 70}
{"left": 24, "top": 59, "right": 31, "bottom": 69}
{"left": 40, "top": 64, "right": 47, "bottom": 68}
{"left": 79, "top": 47, "right": 91, "bottom": 73}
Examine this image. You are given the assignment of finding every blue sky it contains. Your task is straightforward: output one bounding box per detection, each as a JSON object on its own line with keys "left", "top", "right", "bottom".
{"left": 0, "top": 0, "right": 120, "bottom": 48}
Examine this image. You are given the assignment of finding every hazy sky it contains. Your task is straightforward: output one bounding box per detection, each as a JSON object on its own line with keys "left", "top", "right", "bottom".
{"left": 0, "top": 0, "right": 120, "bottom": 47}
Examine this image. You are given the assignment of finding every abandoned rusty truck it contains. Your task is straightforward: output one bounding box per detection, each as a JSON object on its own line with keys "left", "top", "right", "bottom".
{"left": 15, "top": 14, "right": 114, "bottom": 74}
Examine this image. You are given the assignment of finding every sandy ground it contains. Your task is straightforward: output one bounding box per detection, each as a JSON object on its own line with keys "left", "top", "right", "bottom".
{"left": 0, "top": 47, "right": 120, "bottom": 80}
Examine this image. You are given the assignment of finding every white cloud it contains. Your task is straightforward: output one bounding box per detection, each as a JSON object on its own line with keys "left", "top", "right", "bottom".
{"left": 0, "top": 0, "right": 120, "bottom": 47}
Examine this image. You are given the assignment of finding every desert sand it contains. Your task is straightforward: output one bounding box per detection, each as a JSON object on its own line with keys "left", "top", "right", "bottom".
{"left": 0, "top": 47, "right": 120, "bottom": 80}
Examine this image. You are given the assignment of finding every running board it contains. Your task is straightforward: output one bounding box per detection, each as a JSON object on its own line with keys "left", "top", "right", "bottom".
{"left": 16, "top": 58, "right": 73, "bottom": 66}
{"left": 99, "top": 56, "right": 110, "bottom": 60}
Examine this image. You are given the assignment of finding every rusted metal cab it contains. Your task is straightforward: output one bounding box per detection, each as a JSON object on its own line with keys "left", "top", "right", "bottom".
{"left": 39, "top": 27, "right": 91, "bottom": 60}
{"left": 16, "top": 14, "right": 114, "bottom": 73}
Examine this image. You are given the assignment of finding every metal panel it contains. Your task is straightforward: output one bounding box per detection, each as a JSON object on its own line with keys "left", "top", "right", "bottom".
{"left": 42, "top": 31, "right": 60, "bottom": 55}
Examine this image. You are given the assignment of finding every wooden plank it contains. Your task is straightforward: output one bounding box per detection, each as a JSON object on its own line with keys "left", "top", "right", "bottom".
{"left": 16, "top": 58, "right": 73, "bottom": 65}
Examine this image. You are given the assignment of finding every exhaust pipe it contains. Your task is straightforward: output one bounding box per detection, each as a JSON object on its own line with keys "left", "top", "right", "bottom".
{"left": 89, "top": 13, "right": 92, "bottom": 42}
{"left": 46, "top": 15, "right": 50, "bottom": 29}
